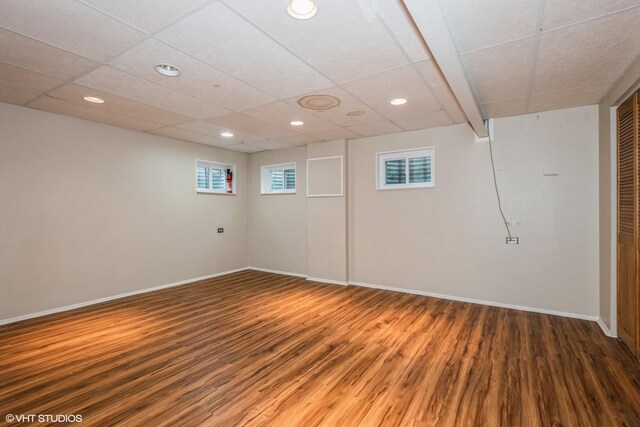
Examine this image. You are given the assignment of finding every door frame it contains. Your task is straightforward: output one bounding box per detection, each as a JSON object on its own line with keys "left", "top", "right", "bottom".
{"left": 610, "top": 105, "right": 618, "bottom": 337}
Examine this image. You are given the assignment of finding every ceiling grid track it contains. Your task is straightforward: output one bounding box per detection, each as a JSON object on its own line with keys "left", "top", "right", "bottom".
{"left": 523, "top": 0, "right": 547, "bottom": 113}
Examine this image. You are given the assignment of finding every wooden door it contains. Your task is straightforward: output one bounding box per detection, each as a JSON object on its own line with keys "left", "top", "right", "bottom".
{"left": 617, "top": 91, "right": 639, "bottom": 357}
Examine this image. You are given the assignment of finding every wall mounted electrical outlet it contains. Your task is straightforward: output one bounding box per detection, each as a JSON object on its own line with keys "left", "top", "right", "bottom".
{"left": 506, "top": 237, "right": 519, "bottom": 244}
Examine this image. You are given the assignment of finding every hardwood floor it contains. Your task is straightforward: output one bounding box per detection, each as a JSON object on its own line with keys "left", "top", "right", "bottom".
{"left": 1, "top": 270, "right": 640, "bottom": 426}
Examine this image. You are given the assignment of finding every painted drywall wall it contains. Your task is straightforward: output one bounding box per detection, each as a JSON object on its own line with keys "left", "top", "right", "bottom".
{"left": 248, "top": 146, "right": 308, "bottom": 275}
{"left": 598, "top": 55, "right": 640, "bottom": 332}
{"left": 0, "top": 102, "right": 248, "bottom": 320}
{"left": 307, "top": 140, "right": 348, "bottom": 283}
{"left": 348, "top": 106, "right": 599, "bottom": 316}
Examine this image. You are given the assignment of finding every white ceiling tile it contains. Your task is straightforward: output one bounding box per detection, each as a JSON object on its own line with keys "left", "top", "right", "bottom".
{"left": 462, "top": 38, "right": 535, "bottom": 104}
{"left": 150, "top": 126, "right": 236, "bottom": 147}
{"left": 225, "top": 0, "right": 407, "bottom": 83}
{"left": 4, "top": 0, "right": 630, "bottom": 142}
{"left": 109, "top": 39, "right": 276, "bottom": 111}
{"left": 249, "top": 140, "right": 295, "bottom": 150}
{"left": 307, "top": 128, "right": 363, "bottom": 141}
{"left": 542, "top": 0, "right": 640, "bottom": 31}
{"left": 528, "top": 84, "right": 610, "bottom": 113}
{"left": 48, "top": 83, "right": 192, "bottom": 126}
{"left": 27, "top": 95, "right": 161, "bottom": 131}
{"left": 0, "top": 62, "right": 63, "bottom": 94}
{"left": 278, "top": 134, "right": 323, "bottom": 146}
{"left": 80, "top": 0, "right": 210, "bottom": 33}
{"left": 439, "top": 0, "right": 539, "bottom": 53}
{"left": 392, "top": 110, "right": 453, "bottom": 131}
{"left": 0, "top": 29, "right": 101, "bottom": 80}
{"left": 243, "top": 102, "right": 339, "bottom": 134}
{"left": 347, "top": 120, "right": 403, "bottom": 137}
{"left": 533, "top": 8, "right": 640, "bottom": 95}
{"left": 157, "top": 2, "right": 333, "bottom": 98}
{"left": 342, "top": 65, "right": 441, "bottom": 119}
{"left": 75, "top": 66, "right": 230, "bottom": 119}
{"left": 207, "top": 113, "right": 297, "bottom": 138}
{"left": 224, "top": 143, "right": 266, "bottom": 153}
{"left": 480, "top": 99, "right": 528, "bottom": 118}
{"left": 284, "top": 86, "right": 385, "bottom": 127}
{"left": 0, "top": 0, "right": 146, "bottom": 62}
{"left": 414, "top": 59, "right": 460, "bottom": 111}
{"left": 175, "top": 120, "right": 263, "bottom": 143}
{"left": 368, "top": 0, "right": 431, "bottom": 62}
{"left": 0, "top": 86, "right": 39, "bottom": 105}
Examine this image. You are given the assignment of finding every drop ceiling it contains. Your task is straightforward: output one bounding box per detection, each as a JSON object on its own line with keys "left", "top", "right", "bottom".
{"left": 440, "top": 0, "right": 640, "bottom": 118}
{"left": 0, "top": 0, "right": 638, "bottom": 152}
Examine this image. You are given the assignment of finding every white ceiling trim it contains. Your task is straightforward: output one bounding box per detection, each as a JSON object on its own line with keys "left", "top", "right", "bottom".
{"left": 402, "top": 0, "right": 487, "bottom": 137}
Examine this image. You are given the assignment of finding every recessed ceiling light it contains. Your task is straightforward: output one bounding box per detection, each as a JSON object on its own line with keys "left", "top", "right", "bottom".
{"left": 155, "top": 64, "right": 181, "bottom": 77}
{"left": 290, "top": 120, "right": 304, "bottom": 126}
{"left": 83, "top": 96, "right": 104, "bottom": 104}
{"left": 221, "top": 132, "right": 234, "bottom": 138}
{"left": 390, "top": 98, "right": 407, "bottom": 106}
{"left": 287, "top": 0, "right": 317, "bottom": 20}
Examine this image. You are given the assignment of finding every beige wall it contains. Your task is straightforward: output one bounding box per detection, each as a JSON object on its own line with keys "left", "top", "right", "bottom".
{"left": 247, "top": 140, "right": 348, "bottom": 283}
{"left": 248, "top": 146, "right": 308, "bottom": 275}
{"left": 1, "top": 101, "right": 602, "bottom": 322}
{"left": 349, "top": 106, "right": 599, "bottom": 316}
{"left": 0, "top": 102, "right": 248, "bottom": 320}
{"left": 307, "top": 140, "right": 348, "bottom": 283}
{"left": 247, "top": 106, "right": 599, "bottom": 316}
{"left": 598, "top": 56, "right": 640, "bottom": 331}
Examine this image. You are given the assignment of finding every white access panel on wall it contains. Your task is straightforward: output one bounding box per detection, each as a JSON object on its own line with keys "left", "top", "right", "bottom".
{"left": 307, "top": 156, "right": 344, "bottom": 197}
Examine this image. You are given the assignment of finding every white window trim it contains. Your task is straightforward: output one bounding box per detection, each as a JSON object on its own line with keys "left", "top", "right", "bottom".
{"left": 260, "top": 162, "right": 297, "bottom": 195}
{"left": 307, "top": 155, "right": 344, "bottom": 198}
{"left": 195, "top": 159, "right": 237, "bottom": 195}
{"left": 376, "top": 147, "right": 434, "bottom": 190}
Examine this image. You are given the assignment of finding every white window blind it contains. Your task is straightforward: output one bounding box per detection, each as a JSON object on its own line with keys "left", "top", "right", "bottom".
{"left": 261, "top": 163, "right": 296, "bottom": 194}
{"left": 377, "top": 148, "right": 434, "bottom": 190}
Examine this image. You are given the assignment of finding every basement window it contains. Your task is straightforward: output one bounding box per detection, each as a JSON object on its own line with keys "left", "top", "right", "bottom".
{"left": 196, "top": 159, "right": 236, "bottom": 194}
{"left": 377, "top": 147, "right": 434, "bottom": 190}
{"left": 261, "top": 163, "right": 296, "bottom": 194}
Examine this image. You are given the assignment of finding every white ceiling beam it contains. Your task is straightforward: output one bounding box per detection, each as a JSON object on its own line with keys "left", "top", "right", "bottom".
{"left": 402, "top": 0, "right": 487, "bottom": 137}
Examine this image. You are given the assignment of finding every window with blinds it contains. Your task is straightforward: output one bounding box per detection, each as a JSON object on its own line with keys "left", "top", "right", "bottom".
{"left": 377, "top": 148, "right": 434, "bottom": 190}
{"left": 261, "top": 163, "right": 296, "bottom": 194}
{"left": 196, "top": 159, "right": 236, "bottom": 194}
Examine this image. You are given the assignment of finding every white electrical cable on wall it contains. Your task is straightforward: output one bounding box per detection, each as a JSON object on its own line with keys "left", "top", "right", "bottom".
{"left": 486, "top": 120, "right": 513, "bottom": 238}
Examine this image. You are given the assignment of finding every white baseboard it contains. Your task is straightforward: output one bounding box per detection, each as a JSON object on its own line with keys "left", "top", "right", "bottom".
{"left": 249, "top": 269, "right": 602, "bottom": 324}
{"left": 0, "top": 267, "right": 250, "bottom": 326}
{"left": 3, "top": 267, "right": 607, "bottom": 337}
{"left": 597, "top": 318, "right": 617, "bottom": 337}
{"left": 247, "top": 267, "right": 346, "bottom": 286}
{"left": 248, "top": 266, "right": 307, "bottom": 278}
{"left": 306, "top": 276, "right": 348, "bottom": 286}
{"left": 348, "top": 280, "right": 599, "bottom": 322}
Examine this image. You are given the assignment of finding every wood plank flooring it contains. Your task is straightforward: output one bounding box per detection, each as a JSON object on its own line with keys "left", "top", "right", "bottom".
{"left": 1, "top": 270, "right": 640, "bottom": 426}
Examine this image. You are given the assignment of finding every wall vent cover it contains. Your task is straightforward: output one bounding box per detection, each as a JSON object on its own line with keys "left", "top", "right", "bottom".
{"left": 298, "top": 94, "right": 341, "bottom": 111}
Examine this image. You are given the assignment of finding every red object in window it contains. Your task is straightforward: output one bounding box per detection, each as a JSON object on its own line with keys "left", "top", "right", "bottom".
{"left": 226, "top": 169, "right": 233, "bottom": 193}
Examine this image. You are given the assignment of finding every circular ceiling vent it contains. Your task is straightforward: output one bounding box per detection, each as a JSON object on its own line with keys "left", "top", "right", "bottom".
{"left": 298, "top": 94, "right": 341, "bottom": 111}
